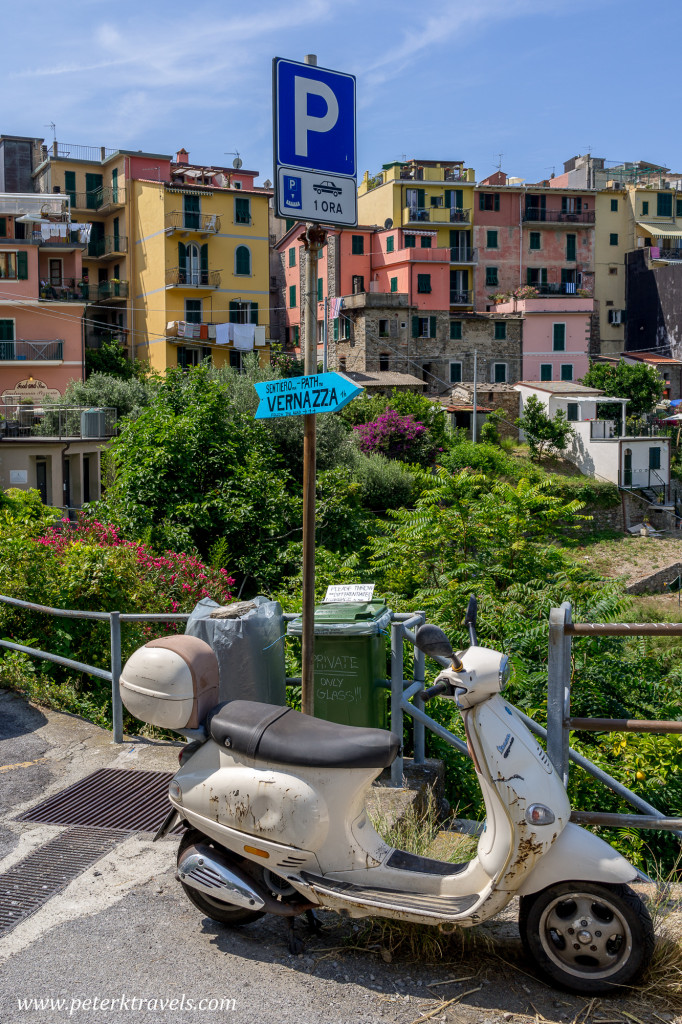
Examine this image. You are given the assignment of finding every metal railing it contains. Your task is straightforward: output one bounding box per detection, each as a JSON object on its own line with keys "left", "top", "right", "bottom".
{"left": 165, "top": 268, "right": 220, "bottom": 288}
{"left": 450, "top": 247, "right": 477, "bottom": 263}
{"left": 165, "top": 211, "right": 221, "bottom": 234}
{"left": 450, "top": 289, "right": 472, "bottom": 304}
{"left": 88, "top": 235, "right": 127, "bottom": 258}
{"left": 32, "top": 229, "right": 88, "bottom": 248}
{"left": 404, "top": 207, "right": 470, "bottom": 224}
{"left": 649, "top": 248, "right": 682, "bottom": 261}
{"left": 96, "top": 280, "right": 129, "bottom": 300}
{"left": 523, "top": 209, "right": 596, "bottom": 224}
{"left": 535, "top": 282, "right": 590, "bottom": 296}
{"left": 0, "top": 340, "right": 63, "bottom": 362}
{"left": 39, "top": 278, "right": 88, "bottom": 302}
{"left": 0, "top": 405, "right": 117, "bottom": 439}
{"left": 54, "top": 143, "right": 118, "bottom": 162}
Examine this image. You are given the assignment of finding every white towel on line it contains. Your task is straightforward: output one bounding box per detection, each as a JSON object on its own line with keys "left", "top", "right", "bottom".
{"left": 215, "top": 322, "right": 233, "bottom": 345}
{"left": 233, "top": 323, "right": 255, "bottom": 350}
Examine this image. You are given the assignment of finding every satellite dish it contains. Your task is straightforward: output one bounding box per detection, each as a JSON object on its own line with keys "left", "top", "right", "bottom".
{"left": 384, "top": 218, "right": 393, "bottom": 229}
{"left": 233, "top": 157, "right": 243, "bottom": 169}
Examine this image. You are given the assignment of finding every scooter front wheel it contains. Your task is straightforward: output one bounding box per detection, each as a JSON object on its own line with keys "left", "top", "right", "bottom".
{"left": 519, "top": 881, "right": 654, "bottom": 993}
{"left": 177, "top": 830, "right": 265, "bottom": 927}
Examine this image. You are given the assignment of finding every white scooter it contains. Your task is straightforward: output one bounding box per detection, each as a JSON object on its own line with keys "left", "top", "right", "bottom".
{"left": 120, "top": 600, "right": 654, "bottom": 993}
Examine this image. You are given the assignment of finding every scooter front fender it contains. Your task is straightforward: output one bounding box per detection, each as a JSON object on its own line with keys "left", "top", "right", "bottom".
{"left": 516, "top": 822, "right": 638, "bottom": 897}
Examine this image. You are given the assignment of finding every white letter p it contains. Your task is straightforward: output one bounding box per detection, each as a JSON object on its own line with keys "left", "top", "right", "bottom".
{"left": 294, "top": 77, "right": 339, "bottom": 158}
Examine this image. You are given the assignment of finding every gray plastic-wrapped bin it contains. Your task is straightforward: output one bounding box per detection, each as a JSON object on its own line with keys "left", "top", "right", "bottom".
{"left": 185, "top": 596, "right": 286, "bottom": 706}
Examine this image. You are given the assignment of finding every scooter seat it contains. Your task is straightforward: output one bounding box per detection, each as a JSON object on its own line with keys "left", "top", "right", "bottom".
{"left": 206, "top": 700, "right": 400, "bottom": 769}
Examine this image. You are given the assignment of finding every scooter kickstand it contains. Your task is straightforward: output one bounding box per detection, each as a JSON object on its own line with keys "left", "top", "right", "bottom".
{"left": 286, "top": 917, "right": 305, "bottom": 956}
{"left": 305, "top": 908, "right": 323, "bottom": 934}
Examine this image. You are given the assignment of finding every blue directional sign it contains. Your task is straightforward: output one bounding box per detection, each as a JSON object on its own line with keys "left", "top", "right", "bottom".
{"left": 254, "top": 372, "right": 363, "bottom": 420}
{"left": 273, "top": 57, "right": 357, "bottom": 227}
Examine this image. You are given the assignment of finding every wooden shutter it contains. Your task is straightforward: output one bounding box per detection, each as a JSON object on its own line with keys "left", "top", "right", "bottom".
{"left": 417, "top": 189, "right": 425, "bottom": 209}
{"left": 317, "top": 278, "right": 323, "bottom": 301}
{"left": 429, "top": 316, "right": 437, "bottom": 338}
{"left": 229, "top": 301, "right": 240, "bottom": 323}
{"left": 566, "top": 234, "right": 576, "bottom": 261}
{"left": 200, "top": 243, "right": 208, "bottom": 271}
{"left": 0, "top": 320, "right": 14, "bottom": 340}
{"left": 17, "top": 251, "right": 28, "bottom": 280}
{"left": 444, "top": 190, "right": 453, "bottom": 208}
{"left": 178, "top": 241, "right": 186, "bottom": 269}
{"left": 65, "top": 171, "right": 76, "bottom": 205}
{"left": 412, "top": 316, "right": 419, "bottom": 338}
{"left": 0, "top": 218, "right": 6, "bottom": 238}
{"left": 250, "top": 303, "right": 259, "bottom": 324}
{"left": 456, "top": 189, "right": 463, "bottom": 209}
{"left": 541, "top": 268, "right": 547, "bottom": 284}
{"left": 333, "top": 318, "right": 339, "bottom": 341}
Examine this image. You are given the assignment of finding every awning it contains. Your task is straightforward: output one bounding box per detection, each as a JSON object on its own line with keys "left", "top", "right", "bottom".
{"left": 404, "top": 229, "right": 437, "bottom": 236}
{"left": 637, "top": 222, "right": 682, "bottom": 238}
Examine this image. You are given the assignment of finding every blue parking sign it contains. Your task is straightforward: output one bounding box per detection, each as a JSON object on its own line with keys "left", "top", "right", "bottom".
{"left": 274, "top": 58, "right": 356, "bottom": 178}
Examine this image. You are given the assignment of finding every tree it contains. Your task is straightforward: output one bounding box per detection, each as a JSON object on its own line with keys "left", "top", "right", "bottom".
{"left": 85, "top": 339, "right": 148, "bottom": 381}
{"left": 580, "top": 361, "right": 664, "bottom": 418}
{"left": 515, "top": 395, "right": 574, "bottom": 461}
{"left": 60, "top": 373, "right": 152, "bottom": 420}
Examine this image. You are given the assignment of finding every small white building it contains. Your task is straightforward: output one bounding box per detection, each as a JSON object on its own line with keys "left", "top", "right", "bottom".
{"left": 515, "top": 382, "right": 671, "bottom": 500}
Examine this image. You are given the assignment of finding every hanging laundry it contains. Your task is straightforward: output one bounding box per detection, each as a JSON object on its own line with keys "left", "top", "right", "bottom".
{"left": 40, "top": 224, "right": 51, "bottom": 241}
{"left": 207, "top": 325, "right": 217, "bottom": 340}
{"left": 254, "top": 326, "right": 266, "bottom": 347}
{"left": 215, "top": 322, "right": 233, "bottom": 345}
{"left": 233, "top": 323, "right": 255, "bottom": 350}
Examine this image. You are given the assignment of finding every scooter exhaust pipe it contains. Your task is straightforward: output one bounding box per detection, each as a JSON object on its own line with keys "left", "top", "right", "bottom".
{"left": 177, "top": 841, "right": 314, "bottom": 917}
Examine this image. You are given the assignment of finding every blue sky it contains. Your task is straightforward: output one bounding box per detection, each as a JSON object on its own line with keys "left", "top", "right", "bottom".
{"left": 5, "top": 0, "right": 682, "bottom": 185}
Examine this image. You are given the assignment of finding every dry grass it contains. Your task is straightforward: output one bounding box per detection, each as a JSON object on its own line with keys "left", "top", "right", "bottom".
{"left": 570, "top": 534, "right": 682, "bottom": 588}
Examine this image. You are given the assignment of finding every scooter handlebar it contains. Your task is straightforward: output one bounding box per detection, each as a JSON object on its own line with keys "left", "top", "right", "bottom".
{"left": 422, "top": 682, "right": 449, "bottom": 701}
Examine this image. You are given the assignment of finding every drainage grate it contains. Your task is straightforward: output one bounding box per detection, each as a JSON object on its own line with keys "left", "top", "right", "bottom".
{"left": 0, "top": 827, "right": 124, "bottom": 936}
{"left": 17, "top": 768, "right": 177, "bottom": 834}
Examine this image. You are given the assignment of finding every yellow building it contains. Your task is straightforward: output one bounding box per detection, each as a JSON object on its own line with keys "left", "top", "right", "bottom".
{"left": 31, "top": 141, "right": 272, "bottom": 372}
{"left": 358, "top": 159, "right": 477, "bottom": 309}
{"left": 593, "top": 187, "right": 628, "bottom": 357}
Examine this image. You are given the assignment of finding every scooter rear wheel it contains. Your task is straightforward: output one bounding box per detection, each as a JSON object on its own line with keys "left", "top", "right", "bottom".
{"left": 177, "top": 830, "right": 265, "bottom": 927}
{"left": 519, "top": 881, "right": 654, "bottom": 993}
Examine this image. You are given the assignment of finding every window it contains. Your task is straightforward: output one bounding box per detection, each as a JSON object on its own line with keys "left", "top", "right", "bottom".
{"left": 288, "top": 247, "right": 296, "bottom": 267}
{"left": 183, "top": 194, "right": 200, "bottom": 230}
{"left": 657, "top": 193, "right": 673, "bottom": 217}
{"left": 338, "top": 356, "right": 347, "bottom": 371}
{"left": 609, "top": 233, "right": 619, "bottom": 246}
{"left": 379, "top": 319, "right": 389, "bottom": 337}
{"left": 0, "top": 319, "right": 15, "bottom": 341}
{"left": 608, "top": 309, "right": 624, "bottom": 324}
{"left": 64, "top": 170, "right": 77, "bottom": 207}
{"left": 642, "top": 201, "right": 649, "bottom": 215}
{"left": 527, "top": 267, "right": 547, "bottom": 286}
{"left": 235, "top": 245, "right": 251, "bottom": 275}
{"left": 235, "top": 196, "right": 250, "bottom": 224}
{"left": 485, "top": 267, "right": 499, "bottom": 286}
{"left": 567, "top": 402, "right": 579, "bottom": 422}
{"left": 493, "top": 363, "right": 507, "bottom": 383}
{"left": 390, "top": 276, "right": 398, "bottom": 292}
{"left": 566, "top": 233, "right": 576, "bottom": 261}
{"left": 412, "top": 316, "right": 436, "bottom": 338}
{"left": 529, "top": 232, "right": 541, "bottom": 250}
{"left": 289, "top": 284, "right": 296, "bottom": 308}
{"left": 450, "top": 320, "right": 462, "bottom": 340}
{"left": 0, "top": 251, "right": 27, "bottom": 280}
{"left": 553, "top": 323, "right": 566, "bottom": 351}
{"left": 611, "top": 198, "right": 619, "bottom": 212}
{"left": 609, "top": 267, "right": 618, "bottom": 275}
{"left": 317, "top": 278, "right": 323, "bottom": 302}
{"left": 420, "top": 235, "right": 432, "bottom": 248}
{"left": 185, "top": 299, "right": 202, "bottom": 324}
{"left": 352, "top": 275, "right": 364, "bottom": 294}
{"left": 649, "top": 447, "right": 661, "bottom": 470}
{"left": 494, "top": 321, "right": 506, "bottom": 340}
{"left": 540, "top": 364, "right": 552, "bottom": 381}
{"left": 0, "top": 218, "right": 5, "bottom": 238}
{"left": 386, "top": 236, "right": 394, "bottom": 253}
{"left": 293, "top": 325, "right": 300, "bottom": 344}
{"left": 417, "top": 273, "right": 431, "bottom": 293}
{"left": 486, "top": 230, "right": 498, "bottom": 249}
{"left": 333, "top": 317, "right": 351, "bottom": 341}
{"left": 404, "top": 234, "right": 416, "bottom": 247}
{"left": 285, "top": 218, "right": 296, "bottom": 231}
{"left": 449, "top": 362, "right": 462, "bottom": 383}
{"left": 430, "top": 195, "right": 443, "bottom": 208}
{"left": 677, "top": 200, "right": 682, "bottom": 217}
{"left": 560, "top": 364, "right": 573, "bottom": 381}
{"left": 379, "top": 353, "right": 389, "bottom": 371}
{"left": 229, "top": 300, "right": 259, "bottom": 324}
{"left": 351, "top": 235, "right": 364, "bottom": 255}
{"left": 479, "top": 193, "right": 500, "bottom": 211}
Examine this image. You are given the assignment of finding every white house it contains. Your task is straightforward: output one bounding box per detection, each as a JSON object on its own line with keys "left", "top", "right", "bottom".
{"left": 515, "top": 381, "right": 671, "bottom": 501}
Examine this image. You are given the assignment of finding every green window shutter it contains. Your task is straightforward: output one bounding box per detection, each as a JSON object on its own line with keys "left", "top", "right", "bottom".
{"left": 642, "top": 201, "right": 649, "bottom": 215}
{"left": 390, "top": 276, "right": 398, "bottom": 292}
{"left": 479, "top": 194, "right": 485, "bottom": 210}
{"left": 429, "top": 315, "right": 437, "bottom": 338}
{"left": 404, "top": 234, "right": 416, "bottom": 247}
{"left": 455, "top": 189, "right": 463, "bottom": 209}
{"left": 229, "top": 301, "right": 240, "bottom": 323}
{"left": 65, "top": 170, "right": 76, "bottom": 205}
{"left": 566, "top": 234, "right": 576, "bottom": 261}
{"left": 0, "top": 218, "right": 6, "bottom": 238}
{"left": 235, "top": 197, "right": 250, "bottom": 223}
{"left": 657, "top": 193, "right": 673, "bottom": 217}
{"left": 487, "top": 230, "right": 498, "bottom": 248}
{"left": 344, "top": 318, "right": 351, "bottom": 340}
{"left": 494, "top": 321, "right": 506, "bottom": 340}
{"left": 494, "top": 194, "right": 500, "bottom": 211}
{"left": 235, "top": 245, "right": 250, "bottom": 275}
{"left": 529, "top": 232, "right": 540, "bottom": 250}
{"left": 317, "top": 277, "right": 323, "bottom": 301}
{"left": 85, "top": 172, "right": 103, "bottom": 209}
{"left": 17, "top": 251, "right": 28, "bottom": 280}
{"left": 417, "top": 189, "right": 425, "bottom": 209}
{"left": 611, "top": 198, "right": 618, "bottom": 211}
{"left": 333, "top": 318, "right": 339, "bottom": 341}
{"left": 200, "top": 243, "right": 208, "bottom": 271}
{"left": 567, "top": 402, "right": 579, "bottom": 421}
{"left": 450, "top": 363, "right": 462, "bottom": 383}
{"left": 351, "top": 235, "right": 364, "bottom": 254}
{"left": 178, "top": 241, "right": 186, "bottom": 268}
{"left": 250, "top": 303, "right": 259, "bottom": 324}
{"left": 412, "top": 316, "right": 419, "bottom": 338}
{"left": 677, "top": 199, "right": 682, "bottom": 217}
{"left": 540, "top": 364, "right": 552, "bottom": 381}
{"left": 561, "top": 364, "right": 573, "bottom": 382}
{"left": 541, "top": 268, "right": 547, "bottom": 284}
{"left": 610, "top": 233, "right": 618, "bottom": 246}
{"left": 444, "top": 190, "right": 453, "bottom": 208}
{"left": 289, "top": 284, "right": 296, "bottom": 308}
{"left": 286, "top": 218, "right": 295, "bottom": 231}
{"left": 0, "top": 319, "right": 14, "bottom": 341}
{"left": 184, "top": 194, "right": 200, "bottom": 228}
{"left": 649, "top": 447, "right": 661, "bottom": 470}
{"left": 421, "top": 236, "right": 431, "bottom": 248}
{"left": 288, "top": 247, "right": 296, "bottom": 267}
{"left": 553, "top": 323, "right": 566, "bottom": 351}
{"left": 386, "top": 235, "right": 394, "bottom": 252}
{"left": 526, "top": 268, "right": 533, "bottom": 285}
{"left": 450, "top": 320, "right": 462, "bottom": 340}
{"left": 417, "top": 274, "right": 431, "bottom": 293}
{"left": 485, "top": 267, "right": 498, "bottom": 286}
{"left": 494, "top": 364, "right": 506, "bottom": 383}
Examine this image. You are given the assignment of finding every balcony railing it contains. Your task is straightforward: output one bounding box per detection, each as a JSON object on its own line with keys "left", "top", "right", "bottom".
{"left": 39, "top": 278, "right": 89, "bottom": 302}
{"left": 532, "top": 282, "right": 592, "bottom": 296}
{"left": 648, "top": 247, "right": 682, "bottom": 261}
{"left": 32, "top": 228, "right": 89, "bottom": 248}
{"left": 96, "top": 280, "right": 129, "bottom": 300}
{"left": 53, "top": 143, "right": 118, "bottom": 162}
{"left": 85, "top": 331, "right": 127, "bottom": 350}
{"left": 450, "top": 247, "right": 477, "bottom": 263}
{"left": 523, "top": 208, "right": 596, "bottom": 224}
{"left": 87, "top": 235, "right": 128, "bottom": 258}
{"left": 0, "top": 404, "right": 117, "bottom": 440}
{"left": 450, "top": 289, "right": 473, "bottom": 305}
{"left": 165, "top": 268, "right": 220, "bottom": 289}
{"left": 165, "top": 211, "right": 221, "bottom": 234}
{"left": 0, "top": 340, "right": 63, "bottom": 362}
{"left": 404, "top": 206, "right": 470, "bottom": 225}
{"left": 68, "top": 186, "right": 126, "bottom": 212}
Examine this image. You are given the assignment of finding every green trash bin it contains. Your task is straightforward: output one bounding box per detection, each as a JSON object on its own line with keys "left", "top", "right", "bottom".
{"left": 287, "top": 600, "right": 391, "bottom": 728}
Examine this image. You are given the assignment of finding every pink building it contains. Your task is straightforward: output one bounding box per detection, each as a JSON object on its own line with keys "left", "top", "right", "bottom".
{"left": 495, "top": 295, "right": 593, "bottom": 382}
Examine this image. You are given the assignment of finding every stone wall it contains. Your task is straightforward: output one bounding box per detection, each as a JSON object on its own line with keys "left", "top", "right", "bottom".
{"left": 626, "top": 562, "right": 682, "bottom": 594}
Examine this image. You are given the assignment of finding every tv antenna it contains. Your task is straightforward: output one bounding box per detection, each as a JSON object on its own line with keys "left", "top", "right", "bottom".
{"left": 44, "top": 122, "right": 56, "bottom": 144}
{"left": 225, "top": 149, "right": 242, "bottom": 169}
{"left": 494, "top": 153, "right": 503, "bottom": 171}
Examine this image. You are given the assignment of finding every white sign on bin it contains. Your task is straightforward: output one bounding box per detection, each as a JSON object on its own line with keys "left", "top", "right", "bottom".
{"left": 324, "top": 584, "right": 375, "bottom": 603}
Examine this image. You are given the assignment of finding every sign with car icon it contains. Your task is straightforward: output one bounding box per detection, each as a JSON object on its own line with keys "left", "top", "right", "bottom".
{"left": 314, "top": 180, "right": 342, "bottom": 196}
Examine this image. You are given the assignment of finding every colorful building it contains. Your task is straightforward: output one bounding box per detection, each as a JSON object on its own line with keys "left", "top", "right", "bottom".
{"left": 494, "top": 295, "right": 593, "bottom": 383}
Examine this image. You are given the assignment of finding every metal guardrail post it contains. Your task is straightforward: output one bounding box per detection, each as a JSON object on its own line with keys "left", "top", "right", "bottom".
{"left": 547, "top": 601, "right": 571, "bottom": 786}
{"left": 110, "top": 612, "right": 123, "bottom": 744}
{"left": 412, "top": 612, "right": 426, "bottom": 765}
{"left": 390, "top": 620, "right": 404, "bottom": 787}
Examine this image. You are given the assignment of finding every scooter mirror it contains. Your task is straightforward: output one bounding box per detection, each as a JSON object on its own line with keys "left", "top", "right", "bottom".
{"left": 415, "top": 624, "right": 455, "bottom": 661}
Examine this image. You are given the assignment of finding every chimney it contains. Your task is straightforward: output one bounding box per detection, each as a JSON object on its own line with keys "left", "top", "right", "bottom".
{"left": 175, "top": 147, "right": 189, "bottom": 164}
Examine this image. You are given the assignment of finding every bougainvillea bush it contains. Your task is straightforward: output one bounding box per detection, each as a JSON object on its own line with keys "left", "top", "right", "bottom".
{"left": 0, "top": 490, "right": 233, "bottom": 729}
{"left": 353, "top": 409, "right": 438, "bottom": 466}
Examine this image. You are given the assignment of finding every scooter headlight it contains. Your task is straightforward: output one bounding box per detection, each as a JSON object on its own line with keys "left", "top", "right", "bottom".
{"left": 499, "top": 655, "right": 511, "bottom": 691}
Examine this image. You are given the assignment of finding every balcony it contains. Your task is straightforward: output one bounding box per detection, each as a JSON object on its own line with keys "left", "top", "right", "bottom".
{"left": 0, "top": 340, "right": 63, "bottom": 362}
{"left": 0, "top": 405, "right": 117, "bottom": 440}
{"left": 523, "top": 208, "right": 596, "bottom": 225}
{"left": 165, "top": 211, "right": 221, "bottom": 235}
{"left": 96, "top": 280, "right": 129, "bottom": 301}
{"left": 32, "top": 227, "right": 89, "bottom": 249}
{"left": 532, "top": 282, "right": 593, "bottom": 297}
{"left": 403, "top": 206, "right": 470, "bottom": 226}
{"left": 165, "top": 268, "right": 220, "bottom": 289}
{"left": 450, "top": 289, "right": 473, "bottom": 305}
{"left": 648, "top": 247, "right": 682, "bottom": 262}
{"left": 87, "top": 235, "right": 127, "bottom": 259}
{"left": 68, "top": 186, "right": 126, "bottom": 213}
{"left": 39, "top": 278, "right": 89, "bottom": 302}
{"left": 450, "top": 247, "right": 477, "bottom": 263}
